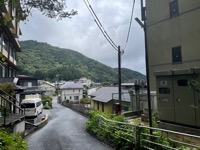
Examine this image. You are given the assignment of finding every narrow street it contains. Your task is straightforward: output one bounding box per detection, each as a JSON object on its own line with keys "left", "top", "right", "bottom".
{"left": 26, "top": 97, "right": 113, "bottom": 150}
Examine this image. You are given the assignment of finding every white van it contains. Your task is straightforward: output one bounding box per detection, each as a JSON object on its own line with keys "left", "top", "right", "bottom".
{"left": 21, "top": 98, "right": 43, "bottom": 117}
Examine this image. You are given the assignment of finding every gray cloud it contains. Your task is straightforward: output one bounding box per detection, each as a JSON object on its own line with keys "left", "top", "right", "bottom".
{"left": 20, "top": 0, "right": 146, "bottom": 75}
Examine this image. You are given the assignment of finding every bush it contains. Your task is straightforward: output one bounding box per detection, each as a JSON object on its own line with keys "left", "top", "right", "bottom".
{"left": 64, "top": 99, "right": 69, "bottom": 103}
{"left": 43, "top": 105, "right": 51, "bottom": 109}
{"left": 41, "top": 95, "right": 53, "bottom": 109}
{"left": 80, "top": 97, "right": 91, "bottom": 104}
{"left": 85, "top": 110, "right": 134, "bottom": 149}
{"left": 0, "top": 129, "right": 27, "bottom": 150}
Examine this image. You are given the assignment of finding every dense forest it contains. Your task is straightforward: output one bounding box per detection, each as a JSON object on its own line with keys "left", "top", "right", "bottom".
{"left": 17, "top": 40, "right": 146, "bottom": 83}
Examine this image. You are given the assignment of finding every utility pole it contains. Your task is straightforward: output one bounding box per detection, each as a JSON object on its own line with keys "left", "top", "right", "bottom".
{"left": 118, "top": 46, "right": 122, "bottom": 114}
{"left": 135, "top": 0, "right": 153, "bottom": 131}
{"left": 141, "top": 0, "right": 153, "bottom": 132}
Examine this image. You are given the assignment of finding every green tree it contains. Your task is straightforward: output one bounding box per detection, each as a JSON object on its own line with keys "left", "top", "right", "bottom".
{"left": 0, "top": 0, "right": 77, "bottom": 21}
{"left": 0, "top": 82, "right": 15, "bottom": 96}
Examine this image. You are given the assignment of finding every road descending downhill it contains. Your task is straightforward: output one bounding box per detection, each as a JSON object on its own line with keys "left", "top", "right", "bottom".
{"left": 26, "top": 97, "right": 113, "bottom": 150}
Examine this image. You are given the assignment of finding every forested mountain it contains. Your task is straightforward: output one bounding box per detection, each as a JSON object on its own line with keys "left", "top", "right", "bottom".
{"left": 17, "top": 40, "right": 146, "bottom": 83}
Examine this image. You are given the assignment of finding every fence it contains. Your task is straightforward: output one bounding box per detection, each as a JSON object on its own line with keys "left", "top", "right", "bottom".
{"left": 98, "top": 115, "right": 200, "bottom": 150}
{"left": 0, "top": 88, "right": 25, "bottom": 126}
{"left": 62, "top": 101, "right": 92, "bottom": 116}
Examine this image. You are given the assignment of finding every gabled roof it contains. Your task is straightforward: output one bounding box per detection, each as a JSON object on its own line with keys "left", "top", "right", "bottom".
{"left": 60, "top": 82, "right": 83, "bottom": 89}
{"left": 43, "top": 81, "right": 55, "bottom": 87}
{"left": 89, "top": 87, "right": 131, "bottom": 103}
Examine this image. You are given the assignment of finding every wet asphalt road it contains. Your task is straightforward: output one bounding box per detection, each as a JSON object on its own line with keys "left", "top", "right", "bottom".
{"left": 26, "top": 98, "right": 113, "bottom": 150}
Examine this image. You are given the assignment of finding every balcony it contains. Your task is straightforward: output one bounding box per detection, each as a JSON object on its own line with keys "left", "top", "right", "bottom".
{"left": 2, "top": 47, "right": 8, "bottom": 58}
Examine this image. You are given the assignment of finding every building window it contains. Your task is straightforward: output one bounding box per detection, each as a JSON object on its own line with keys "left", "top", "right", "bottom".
{"left": 172, "top": 46, "right": 182, "bottom": 63}
{"left": 170, "top": 0, "right": 179, "bottom": 17}
{"left": 74, "top": 96, "right": 79, "bottom": 100}
{"left": 177, "top": 79, "right": 188, "bottom": 86}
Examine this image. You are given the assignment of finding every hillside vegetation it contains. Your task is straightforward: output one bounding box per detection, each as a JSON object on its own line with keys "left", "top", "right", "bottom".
{"left": 17, "top": 40, "right": 146, "bottom": 83}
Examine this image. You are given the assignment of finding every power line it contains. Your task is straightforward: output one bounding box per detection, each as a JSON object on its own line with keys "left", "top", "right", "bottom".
{"left": 94, "top": 20, "right": 118, "bottom": 51}
{"left": 84, "top": 0, "right": 136, "bottom": 53}
{"left": 124, "top": 0, "right": 136, "bottom": 50}
{"left": 86, "top": 0, "right": 118, "bottom": 49}
{"left": 83, "top": 0, "right": 118, "bottom": 51}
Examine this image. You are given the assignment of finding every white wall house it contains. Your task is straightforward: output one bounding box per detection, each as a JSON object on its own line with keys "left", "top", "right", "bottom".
{"left": 60, "top": 81, "right": 83, "bottom": 102}
{"left": 79, "top": 77, "right": 92, "bottom": 87}
{"left": 38, "top": 80, "right": 56, "bottom": 96}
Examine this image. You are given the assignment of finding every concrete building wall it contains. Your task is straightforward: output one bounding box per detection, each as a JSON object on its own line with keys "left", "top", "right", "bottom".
{"left": 61, "top": 89, "right": 83, "bottom": 102}
{"left": 104, "top": 101, "right": 113, "bottom": 114}
{"left": 146, "top": 0, "right": 200, "bottom": 90}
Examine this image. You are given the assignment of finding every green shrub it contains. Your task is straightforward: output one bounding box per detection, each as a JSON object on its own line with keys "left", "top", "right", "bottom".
{"left": 80, "top": 97, "right": 91, "bottom": 104}
{"left": 64, "top": 99, "right": 69, "bottom": 103}
{"left": 85, "top": 110, "right": 134, "bottom": 149}
{"left": 43, "top": 104, "right": 51, "bottom": 109}
{"left": 0, "top": 129, "right": 27, "bottom": 150}
{"left": 41, "top": 95, "right": 53, "bottom": 108}
{"left": 85, "top": 110, "right": 196, "bottom": 149}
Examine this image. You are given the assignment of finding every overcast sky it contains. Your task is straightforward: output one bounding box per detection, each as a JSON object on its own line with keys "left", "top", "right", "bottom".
{"left": 20, "top": 0, "right": 146, "bottom": 75}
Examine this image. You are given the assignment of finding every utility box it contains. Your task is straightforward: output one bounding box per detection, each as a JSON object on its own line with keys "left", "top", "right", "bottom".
{"left": 155, "top": 68, "right": 200, "bottom": 127}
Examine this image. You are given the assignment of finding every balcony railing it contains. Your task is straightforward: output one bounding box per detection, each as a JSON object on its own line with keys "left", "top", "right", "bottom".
{"left": 0, "top": 88, "right": 25, "bottom": 126}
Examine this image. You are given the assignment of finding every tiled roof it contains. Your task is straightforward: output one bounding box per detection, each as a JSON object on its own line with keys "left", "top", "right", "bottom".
{"left": 60, "top": 82, "right": 83, "bottom": 89}
{"left": 89, "top": 87, "right": 131, "bottom": 103}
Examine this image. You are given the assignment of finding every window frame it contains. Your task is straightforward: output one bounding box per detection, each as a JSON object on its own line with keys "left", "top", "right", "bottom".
{"left": 172, "top": 46, "right": 182, "bottom": 63}
{"left": 169, "top": 0, "right": 179, "bottom": 18}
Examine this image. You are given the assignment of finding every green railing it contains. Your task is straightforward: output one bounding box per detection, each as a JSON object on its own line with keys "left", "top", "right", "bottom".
{"left": 97, "top": 115, "right": 200, "bottom": 150}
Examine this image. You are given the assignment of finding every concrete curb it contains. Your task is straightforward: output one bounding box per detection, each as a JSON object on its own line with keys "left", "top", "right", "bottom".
{"left": 25, "top": 114, "right": 48, "bottom": 137}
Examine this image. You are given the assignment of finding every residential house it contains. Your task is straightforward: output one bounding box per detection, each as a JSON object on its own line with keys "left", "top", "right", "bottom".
{"left": 89, "top": 87, "right": 132, "bottom": 114}
{"left": 60, "top": 81, "right": 83, "bottom": 103}
{"left": 79, "top": 77, "right": 92, "bottom": 87}
{"left": 15, "top": 75, "right": 45, "bottom": 102}
{"left": 38, "top": 80, "right": 55, "bottom": 96}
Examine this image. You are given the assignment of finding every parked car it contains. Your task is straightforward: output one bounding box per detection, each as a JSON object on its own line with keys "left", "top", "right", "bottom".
{"left": 21, "top": 98, "right": 43, "bottom": 117}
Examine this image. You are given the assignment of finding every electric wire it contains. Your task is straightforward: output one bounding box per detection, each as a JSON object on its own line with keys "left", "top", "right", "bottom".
{"left": 124, "top": 0, "right": 136, "bottom": 50}
{"left": 84, "top": 0, "right": 118, "bottom": 51}
{"left": 84, "top": 0, "right": 136, "bottom": 53}
{"left": 86, "top": 0, "right": 118, "bottom": 49}
{"left": 94, "top": 20, "right": 118, "bottom": 51}
{"left": 83, "top": 0, "right": 117, "bottom": 51}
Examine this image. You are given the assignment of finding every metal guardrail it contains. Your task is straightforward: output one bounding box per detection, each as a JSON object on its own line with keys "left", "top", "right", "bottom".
{"left": 97, "top": 115, "right": 200, "bottom": 150}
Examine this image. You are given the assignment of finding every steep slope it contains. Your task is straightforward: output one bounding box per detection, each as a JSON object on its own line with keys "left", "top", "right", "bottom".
{"left": 17, "top": 40, "right": 146, "bottom": 83}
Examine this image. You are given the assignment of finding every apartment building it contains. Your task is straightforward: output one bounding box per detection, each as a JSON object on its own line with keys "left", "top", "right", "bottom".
{"left": 146, "top": 0, "right": 200, "bottom": 90}
{"left": 145, "top": 1, "right": 200, "bottom": 130}
{"left": 0, "top": 1, "right": 21, "bottom": 78}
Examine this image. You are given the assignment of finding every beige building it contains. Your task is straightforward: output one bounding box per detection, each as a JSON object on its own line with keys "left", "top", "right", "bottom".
{"left": 0, "top": 1, "right": 21, "bottom": 77}
{"left": 146, "top": 0, "right": 200, "bottom": 90}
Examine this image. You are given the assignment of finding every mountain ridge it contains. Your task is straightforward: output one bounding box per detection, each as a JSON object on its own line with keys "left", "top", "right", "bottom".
{"left": 17, "top": 40, "right": 146, "bottom": 83}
